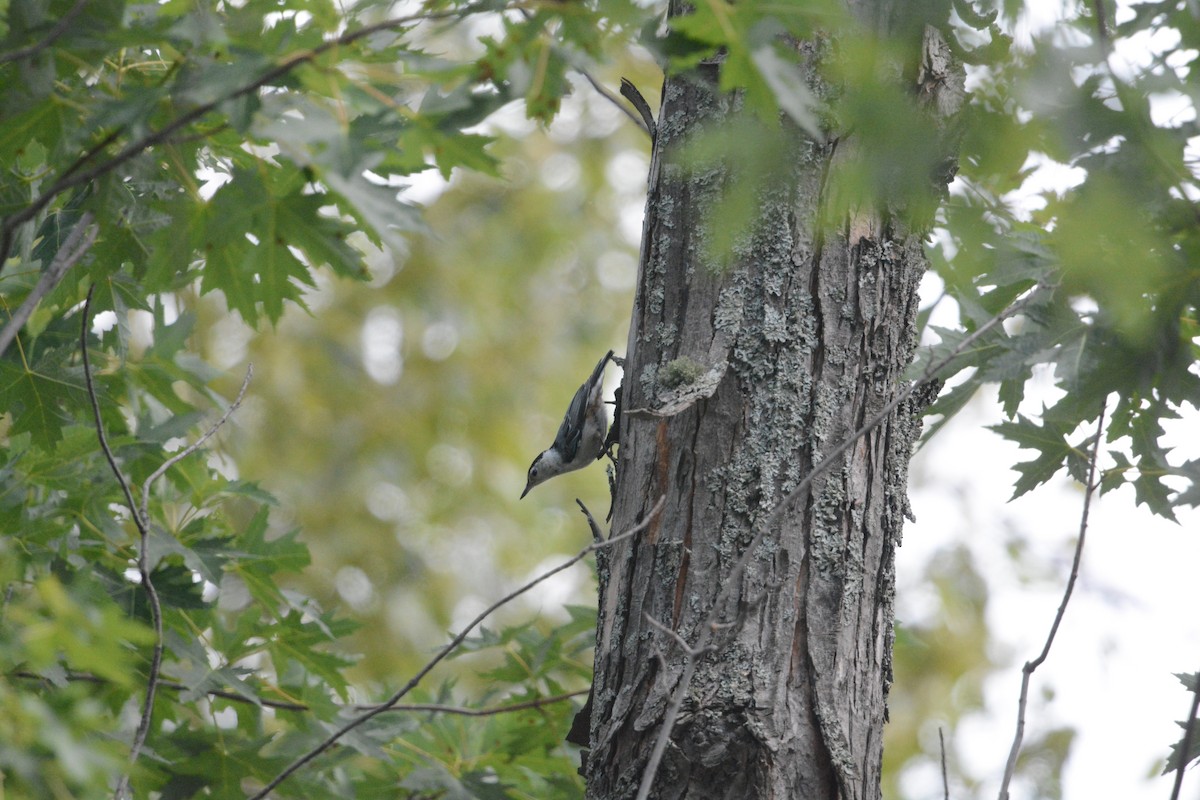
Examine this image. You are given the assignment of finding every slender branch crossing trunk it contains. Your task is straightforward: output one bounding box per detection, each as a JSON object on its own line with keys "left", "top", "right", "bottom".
{"left": 587, "top": 13, "right": 964, "bottom": 800}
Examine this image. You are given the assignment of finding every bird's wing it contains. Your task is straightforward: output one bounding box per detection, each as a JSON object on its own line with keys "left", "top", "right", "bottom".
{"left": 550, "top": 350, "right": 613, "bottom": 463}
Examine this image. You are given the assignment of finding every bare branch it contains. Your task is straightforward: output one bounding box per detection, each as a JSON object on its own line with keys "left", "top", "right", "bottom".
{"left": 0, "top": 0, "right": 88, "bottom": 65}
{"left": 250, "top": 496, "right": 667, "bottom": 799}
{"left": 13, "top": 670, "right": 310, "bottom": 712}
{"left": 81, "top": 293, "right": 255, "bottom": 798}
{"left": 577, "top": 498, "right": 605, "bottom": 544}
{"left": 0, "top": 1, "right": 501, "bottom": 271}
{"left": 998, "top": 400, "right": 1107, "bottom": 800}
{"left": 760, "top": 285, "right": 1045, "bottom": 548}
{"left": 585, "top": 71, "right": 652, "bottom": 139}
{"left": 634, "top": 284, "right": 1048, "bottom": 796}
{"left": 12, "top": 669, "right": 587, "bottom": 718}
{"left": 0, "top": 212, "right": 97, "bottom": 359}
{"left": 643, "top": 612, "right": 709, "bottom": 658}
{"left": 637, "top": 650, "right": 697, "bottom": 800}
{"left": 139, "top": 364, "right": 253, "bottom": 524}
{"left": 79, "top": 284, "right": 150, "bottom": 580}
{"left": 81, "top": 288, "right": 164, "bottom": 800}
{"left": 635, "top": 612, "right": 725, "bottom": 800}
{"left": 512, "top": 6, "right": 651, "bottom": 140}
{"left": 1169, "top": 675, "right": 1200, "bottom": 800}
{"left": 356, "top": 689, "right": 590, "bottom": 717}
{"left": 940, "top": 727, "right": 950, "bottom": 800}
{"left": 620, "top": 78, "right": 657, "bottom": 140}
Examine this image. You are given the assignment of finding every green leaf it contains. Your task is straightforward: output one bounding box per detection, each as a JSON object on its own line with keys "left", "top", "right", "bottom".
{"left": 399, "top": 126, "right": 499, "bottom": 181}
{"left": 252, "top": 94, "right": 424, "bottom": 253}
{"left": 228, "top": 508, "right": 310, "bottom": 609}
{"left": 1127, "top": 407, "right": 1177, "bottom": 520}
{"left": 751, "top": 42, "right": 824, "bottom": 141}
{"left": 16, "top": 576, "right": 156, "bottom": 687}
{"left": 265, "top": 609, "right": 356, "bottom": 695}
{"left": 199, "top": 167, "right": 357, "bottom": 323}
{"left": 990, "top": 414, "right": 1079, "bottom": 498}
{"left": 1098, "top": 451, "right": 1131, "bottom": 496}
{"left": 0, "top": 348, "right": 83, "bottom": 449}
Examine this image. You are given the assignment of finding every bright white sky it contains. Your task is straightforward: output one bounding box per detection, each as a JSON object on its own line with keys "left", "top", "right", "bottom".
{"left": 900, "top": 386, "right": 1200, "bottom": 800}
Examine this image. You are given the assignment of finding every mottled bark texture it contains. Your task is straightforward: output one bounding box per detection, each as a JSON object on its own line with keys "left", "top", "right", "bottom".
{"left": 586, "top": 25, "right": 963, "bottom": 800}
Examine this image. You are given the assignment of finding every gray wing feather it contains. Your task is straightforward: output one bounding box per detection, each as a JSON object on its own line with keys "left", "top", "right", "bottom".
{"left": 550, "top": 350, "right": 613, "bottom": 463}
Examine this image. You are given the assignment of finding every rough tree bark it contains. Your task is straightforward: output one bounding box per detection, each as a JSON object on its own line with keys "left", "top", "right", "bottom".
{"left": 587, "top": 9, "right": 964, "bottom": 800}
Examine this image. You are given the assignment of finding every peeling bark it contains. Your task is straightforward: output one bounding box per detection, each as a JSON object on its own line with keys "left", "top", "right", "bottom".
{"left": 586, "top": 20, "right": 963, "bottom": 800}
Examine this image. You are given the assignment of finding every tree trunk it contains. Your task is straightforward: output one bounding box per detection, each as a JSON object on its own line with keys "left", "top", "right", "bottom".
{"left": 587, "top": 19, "right": 962, "bottom": 800}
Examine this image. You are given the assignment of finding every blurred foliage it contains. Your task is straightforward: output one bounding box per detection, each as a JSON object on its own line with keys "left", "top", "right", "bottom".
{"left": 0, "top": 0, "right": 644, "bottom": 794}
{"left": 884, "top": 546, "right": 997, "bottom": 799}
{"left": 3, "top": 0, "right": 1200, "bottom": 796}
{"left": 226, "top": 108, "right": 646, "bottom": 681}
{"left": 918, "top": 3, "right": 1200, "bottom": 526}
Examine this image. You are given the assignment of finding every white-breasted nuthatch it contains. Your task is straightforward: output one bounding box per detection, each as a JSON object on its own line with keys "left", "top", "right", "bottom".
{"left": 521, "top": 350, "right": 616, "bottom": 499}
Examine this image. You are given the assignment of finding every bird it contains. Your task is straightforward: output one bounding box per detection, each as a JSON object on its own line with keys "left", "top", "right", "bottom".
{"left": 521, "top": 350, "right": 617, "bottom": 499}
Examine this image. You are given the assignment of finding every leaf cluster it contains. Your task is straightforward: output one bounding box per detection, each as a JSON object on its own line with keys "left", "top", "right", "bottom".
{"left": 0, "top": 0, "right": 635, "bottom": 795}
{"left": 0, "top": 328, "right": 361, "bottom": 796}
{"left": 916, "top": 4, "right": 1200, "bottom": 525}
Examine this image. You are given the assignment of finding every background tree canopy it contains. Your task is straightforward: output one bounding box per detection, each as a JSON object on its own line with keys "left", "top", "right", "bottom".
{"left": 1, "top": 0, "right": 1199, "bottom": 797}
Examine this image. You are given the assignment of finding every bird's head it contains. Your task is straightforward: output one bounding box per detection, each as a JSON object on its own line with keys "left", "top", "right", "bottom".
{"left": 521, "top": 449, "right": 565, "bottom": 499}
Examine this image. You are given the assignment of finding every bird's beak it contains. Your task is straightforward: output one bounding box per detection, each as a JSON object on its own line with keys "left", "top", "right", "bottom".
{"left": 520, "top": 481, "right": 532, "bottom": 500}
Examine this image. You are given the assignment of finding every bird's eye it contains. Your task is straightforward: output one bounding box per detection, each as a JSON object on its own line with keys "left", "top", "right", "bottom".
{"left": 531, "top": 468, "right": 539, "bottom": 478}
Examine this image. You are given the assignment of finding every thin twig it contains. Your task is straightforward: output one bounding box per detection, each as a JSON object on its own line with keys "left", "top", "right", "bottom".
{"left": 1169, "top": 674, "right": 1200, "bottom": 800}
{"left": 81, "top": 288, "right": 164, "bottom": 800}
{"left": 357, "top": 688, "right": 591, "bottom": 717}
{"left": 13, "top": 670, "right": 311, "bottom": 712}
{"left": 79, "top": 287, "right": 148, "bottom": 585}
{"left": 638, "top": 649, "right": 697, "bottom": 800}
{"left": 940, "top": 727, "right": 950, "bottom": 800}
{"left": 636, "top": 613, "right": 714, "bottom": 800}
{"left": 0, "top": 0, "right": 88, "bottom": 65}
{"left": 997, "top": 400, "right": 1107, "bottom": 800}
{"left": 577, "top": 498, "right": 605, "bottom": 544}
{"left": 0, "top": 212, "right": 97, "bottom": 358}
{"left": 762, "top": 285, "right": 1045, "bottom": 550}
{"left": 643, "top": 612, "right": 710, "bottom": 658}
{"left": 11, "top": 669, "right": 587, "bottom": 717}
{"left": 176, "top": 683, "right": 304, "bottom": 712}
{"left": 0, "top": 1, "right": 498, "bottom": 272}
{"left": 512, "top": 6, "right": 652, "bottom": 140}
{"left": 586, "top": 71, "right": 652, "bottom": 138}
{"left": 139, "top": 364, "right": 253, "bottom": 524}
{"left": 620, "top": 78, "right": 657, "bottom": 140}
{"left": 115, "top": 358, "right": 252, "bottom": 797}
{"left": 249, "top": 496, "right": 666, "bottom": 799}
{"left": 40, "top": 129, "right": 122, "bottom": 205}
{"left": 634, "top": 284, "right": 1047, "bottom": 795}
